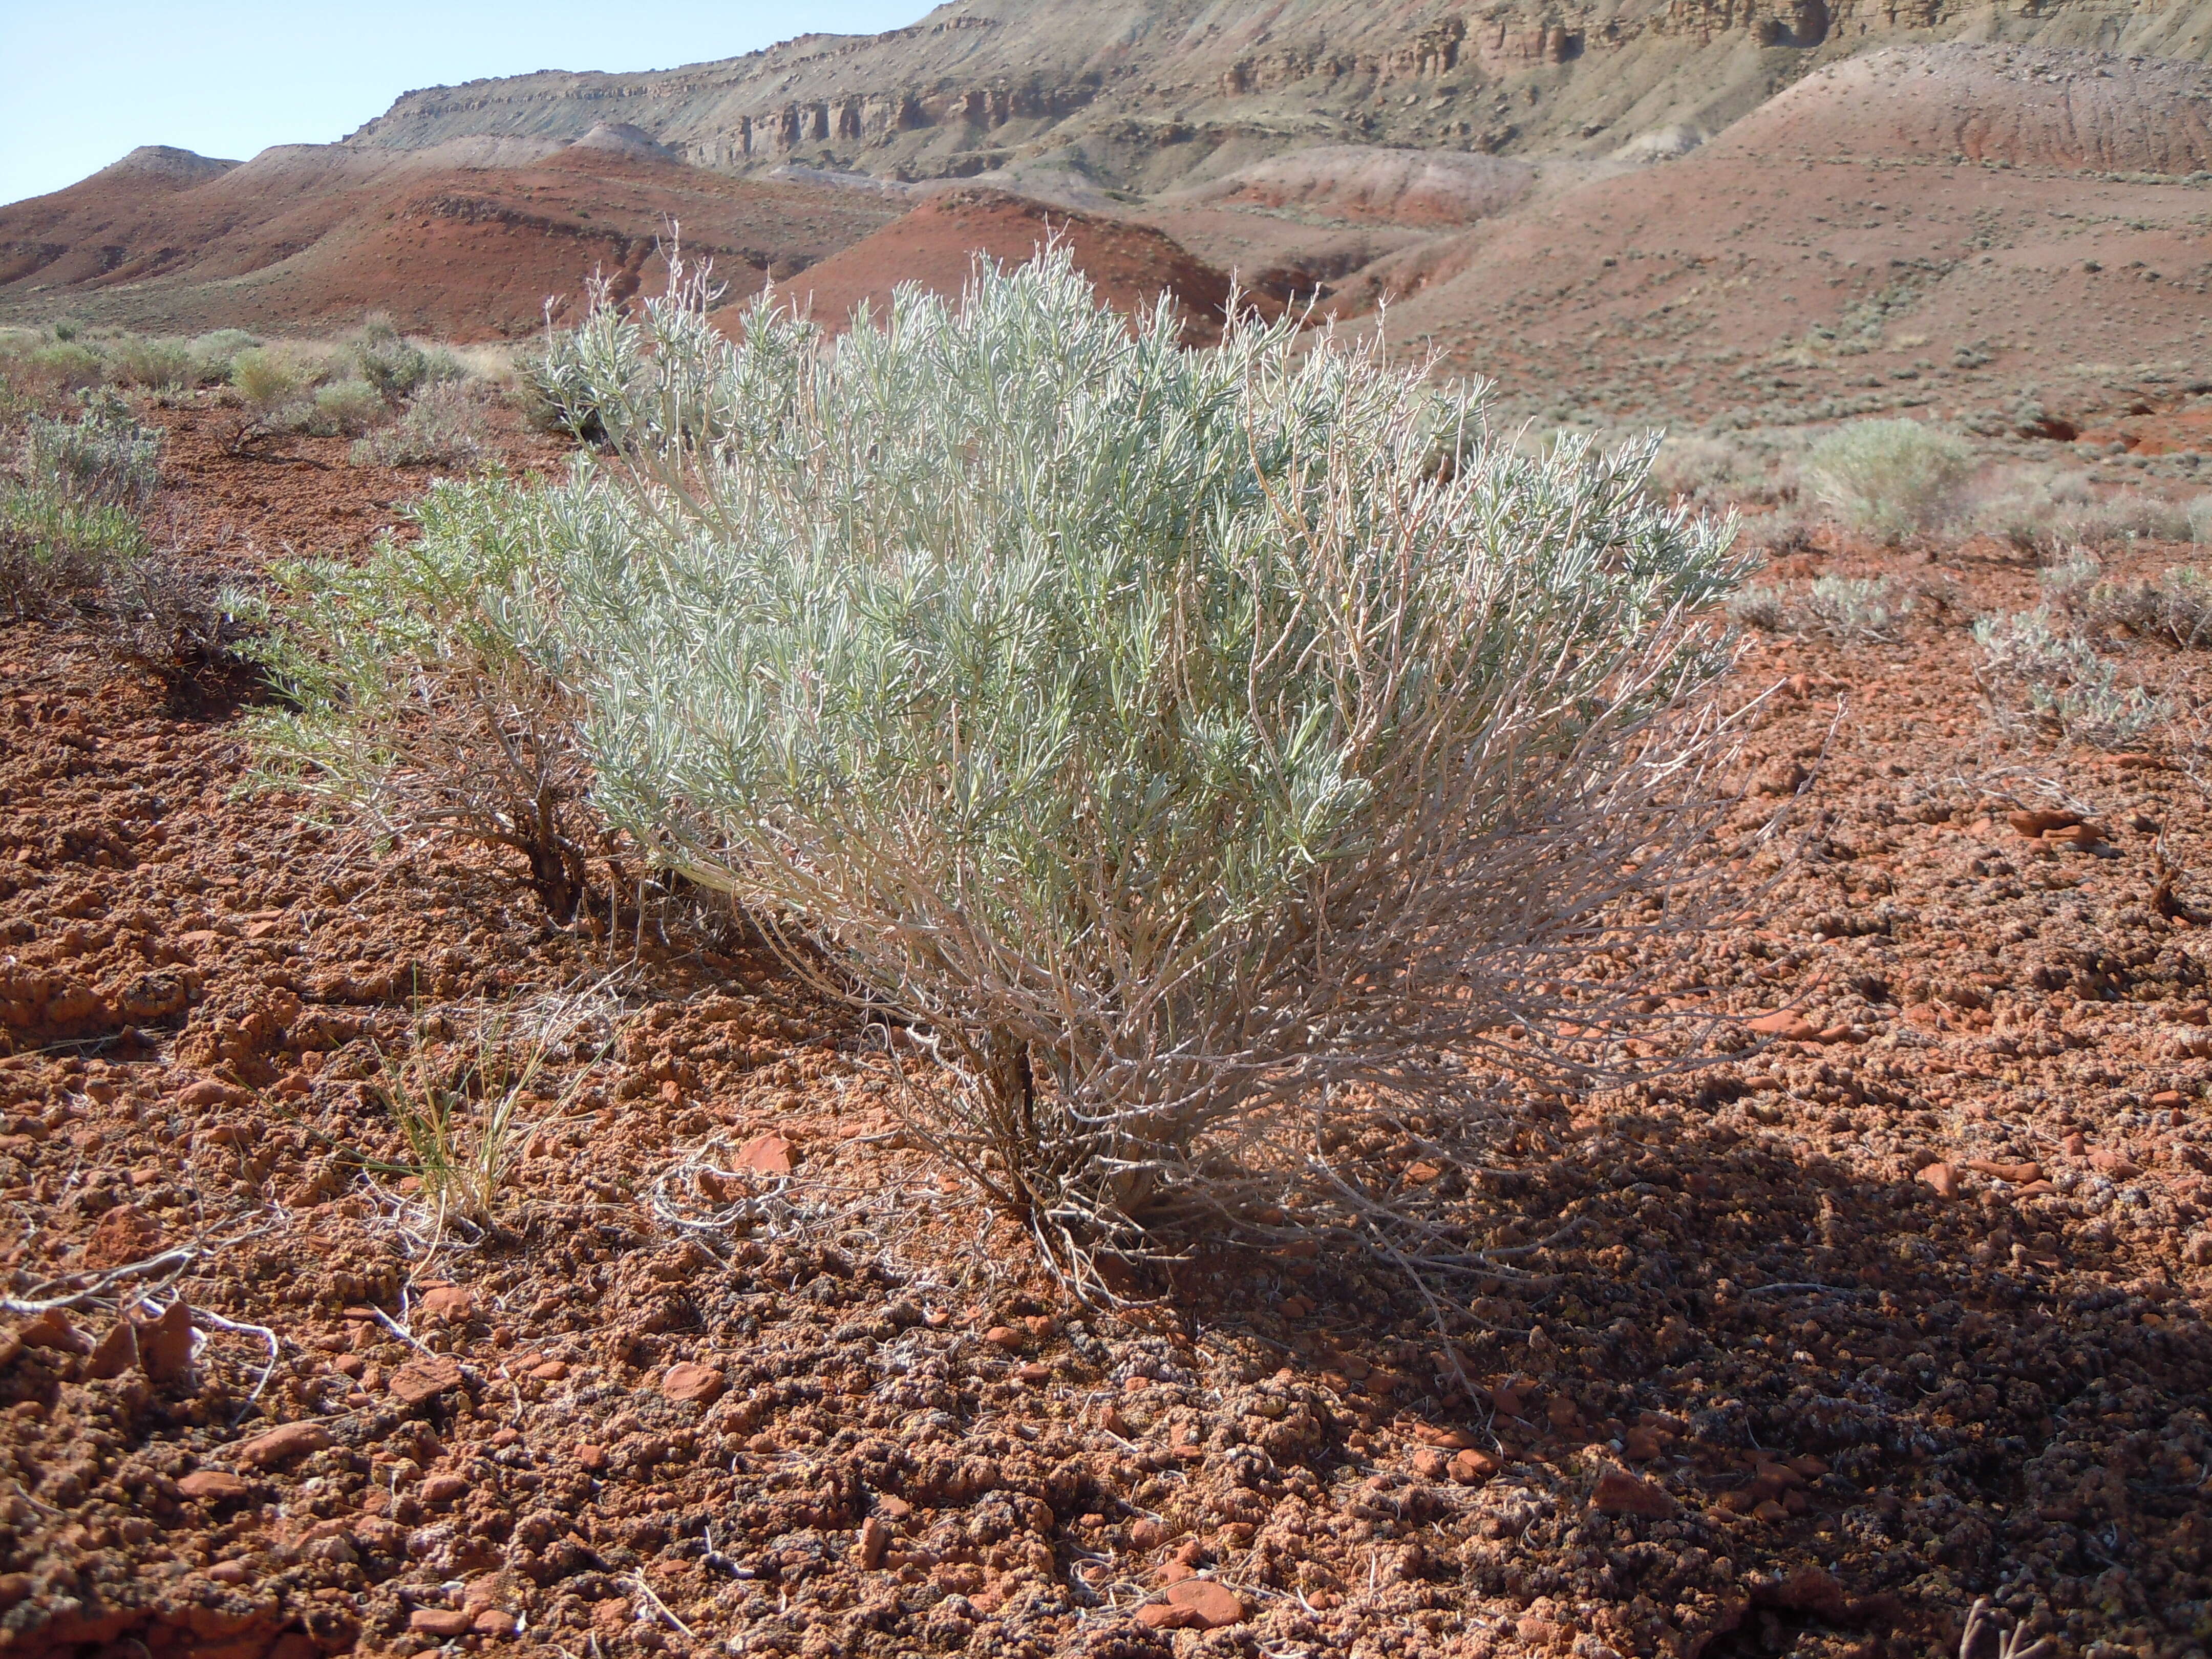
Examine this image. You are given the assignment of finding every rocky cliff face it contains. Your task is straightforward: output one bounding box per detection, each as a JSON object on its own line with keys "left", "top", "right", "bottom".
{"left": 347, "top": 0, "right": 2212, "bottom": 189}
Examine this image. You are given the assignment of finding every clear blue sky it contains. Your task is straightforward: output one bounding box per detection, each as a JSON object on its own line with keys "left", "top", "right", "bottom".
{"left": 0, "top": 2, "right": 932, "bottom": 207}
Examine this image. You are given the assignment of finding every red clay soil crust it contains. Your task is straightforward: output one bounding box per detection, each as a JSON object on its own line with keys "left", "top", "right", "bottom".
{"left": 3, "top": 427, "right": 2212, "bottom": 1659}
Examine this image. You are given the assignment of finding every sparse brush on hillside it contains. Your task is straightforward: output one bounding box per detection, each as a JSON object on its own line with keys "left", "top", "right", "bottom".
{"left": 1804, "top": 418, "right": 1971, "bottom": 540}
{"left": 243, "top": 474, "right": 598, "bottom": 920}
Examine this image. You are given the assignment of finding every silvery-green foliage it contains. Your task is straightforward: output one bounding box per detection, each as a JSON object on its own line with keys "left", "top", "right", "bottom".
{"left": 1803, "top": 418, "right": 1970, "bottom": 540}
{"left": 24, "top": 392, "right": 164, "bottom": 511}
{"left": 1801, "top": 573, "right": 1911, "bottom": 643}
{"left": 527, "top": 249, "right": 1747, "bottom": 1266}
{"left": 1973, "top": 607, "right": 2168, "bottom": 749}
{"left": 244, "top": 473, "right": 597, "bottom": 916}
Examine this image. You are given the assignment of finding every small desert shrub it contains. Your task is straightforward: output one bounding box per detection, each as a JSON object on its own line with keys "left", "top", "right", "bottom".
{"left": 229, "top": 346, "right": 303, "bottom": 418}
{"left": 309, "top": 379, "right": 386, "bottom": 437}
{"left": 1804, "top": 418, "right": 1971, "bottom": 539}
{"left": 0, "top": 488, "right": 149, "bottom": 616}
{"left": 347, "top": 383, "right": 491, "bottom": 469}
{"left": 1727, "top": 584, "right": 1790, "bottom": 632}
{"left": 1801, "top": 573, "right": 1910, "bottom": 642}
{"left": 534, "top": 251, "right": 1746, "bottom": 1271}
{"left": 1974, "top": 608, "right": 2168, "bottom": 748}
{"left": 243, "top": 474, "right": 596, "bottom": 918}
{"left": 2061, "top": 490, "right": 2196, "bottom": 546}
{"left": 2191, "top": 496, "right": 2212, "bottom": 545}
{"left": 524, "top": 293, "right": 643, "bottom": 443}
{"left": 103, "top": 334, "right": 198, "bottom": 393}
{"left": 2036, "top": 547, "right": 2103, "bottom": 610}
{"left": 24, "top": 392, "right": 164, "bottom": 510}
{"left": 2086, "top": 566, "right": 2212, "bottom": 649}
{"left": 188, "top": 329, "right": 260, "bottom": 382}
{"left": 1724, "top": 573, "right": 1909, "bottom": 641}
{"left": 353, "top": 314, "right": 434, "bottom": 404}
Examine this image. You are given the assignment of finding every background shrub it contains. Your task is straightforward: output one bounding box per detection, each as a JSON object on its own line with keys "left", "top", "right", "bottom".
{"left": 1804, "top": 418, "right": 1971, "bottom": 539}
{"left": 347, "top": 382, "right": 489, "bottom": 469}
{"left": 24, "top": 392, "right": 164, "bottom": 511}
{"left": 1974, "top": 607, "right": 2168, "bottom": 748}
{"left": 309, "top": 379, "right": 387, "bottom": 437}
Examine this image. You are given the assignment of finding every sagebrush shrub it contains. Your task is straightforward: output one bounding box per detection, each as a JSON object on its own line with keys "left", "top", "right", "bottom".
{"left": 575, "top": 254, "right": 1745, "bottom": 1263}
{"left": 24, "top": 393, "right": 164, "bottom": 511}
{"left": 1804, "top": 418, "right": 1970, "bottom": 539}
{"left": 354, "top": 314, "right": 432, "bottom": 404}
{"left": 310, "top": 379, "right": 386, "bottom": 437}
{"left": 103, "top": 334, "right": 198, "bottom": 393}
{"left": 347, "top": 382, "right": 489, "bottom": 468}
{"left": 260, "top": 251, "right": 1750, "bottom": 1274}
{"left": 1974, "top": 608, "right": 2167, "bottom": 748}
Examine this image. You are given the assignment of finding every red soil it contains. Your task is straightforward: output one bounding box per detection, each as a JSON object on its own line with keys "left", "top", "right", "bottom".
{"left": 0, "top": 147, "right": 904, "bottom": 341}
{"left": 730, "top": 189, "right": 1252, "bottom": 345}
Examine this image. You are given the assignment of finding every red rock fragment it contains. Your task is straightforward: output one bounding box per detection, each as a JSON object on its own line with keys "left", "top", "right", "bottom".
{"left": 473, "top": 1610, "right": 518, "bottom": 1638}
{"left": 735, "top": 1134, "right": 795, "bottom": 1175}
{"left": 2091, "top": 1149, "right": 2144, "bottom": 1179}
{"left": 418, "top": 1286, "right": 474, "bottom": 1323}
{"left": 420, "top": 1473, "right": 469, "bottom": 1504}
{"left": 85, "top": 1320, "right": 139, "bottom": 1379}
{"left": 177, "top": 1470, "right": 251, "bottom": 1502}
{"left": 1917, "top": 1162, "right": 1961, "bottom": 1199}
{"left": 530, "top": 1359, "right": 568, "bottom": 1381}
{"left": 237, "top": 1422, "right": 332, "bottom": 1469}
{"left": 1746, "top": 1010, "right": 1818, "bottom": 1042}
{"left": 17, "top": 1309, "right": 91, "bottom": 1354}
{"left": 1592, "top": 1465, "right": 1678, "bottom": 1517}
{"left": 662, "top": 1362, "right": 725, "bottom": 1405}
{"left": 2008, "top": 809, "right": 2082, "bottom": 837}
{"left": 1163, "top": 1579, "right": 1248, "bottom": 1629}
{"left": 1448, "top": 1448, "right": 1500, "bottom": 1484}
{"left": 410, "top": 1609, "right": 474, "bottom": 1639}
{"left": 388, "top": 1353, "right": 465, "bottom": 1407}
{"left": 983, "top": 1325, "right": 1023, "bottom": 1350}
{"left": 1410, "top": 1423, "right": 1476, "bottom": 1449}
{"left": 1623, "top": 1426, "right": 1665, "bottom": 1462}
{"left": 858, "top": 1515, "right": 890, "bottom": 1568}
{"left": 1965, "top": 1159, "right": 2043, "bottom": 1184}
{"left": 135, "top": 1300, "right": 196, "bottom": 1382}
{"left": 1136, "top": 1604, "right": 1205, "bottom": 1631}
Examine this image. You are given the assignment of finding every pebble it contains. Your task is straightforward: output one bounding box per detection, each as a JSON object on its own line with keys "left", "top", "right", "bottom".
{"left": 1591, "top": 1466, "right": 1677, "bottom": 1517}
{"left": 857, "top": 1515, "right": 890, "bottom": 1568}
{"left": 529, "top": 1359, "right": 568, "bottom": 1380}
{"left": 661, "top": 1361, "right": 725, "bottom": 1405}
{"left": 1917, "top": 1161, "right": 1961, "bottom": 1199}
{"left": 410, "top": 1609, "right": 474, "bottom": 1639}
{"left": 1965, "top": 1159, "right": 2041, "bottom": 1184}
{"left": 134, "top": 1299, "right": 195, "bottom": 1383}
{"left": 237, "top": 1422, "right": 332, "bottom": 1470}
{"left": 177, "top": 1470, "right": 251, "bottom": 1502}
{"left": 17, "top": 1310, "right": 90, "bottom": 1355}
{"left": 420, "top": 1473, "right": 469, "bottom": 1504}
{"left": 472, "top": 1610, "right": 518, "bottom": 1638}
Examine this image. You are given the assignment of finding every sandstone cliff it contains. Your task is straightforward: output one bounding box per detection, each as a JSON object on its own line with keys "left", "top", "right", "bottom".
{"left": 346, "top": 0, "right": 2212, "bottom": 190}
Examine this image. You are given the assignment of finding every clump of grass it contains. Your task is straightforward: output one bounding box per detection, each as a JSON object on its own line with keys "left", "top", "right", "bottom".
{"left": 1803, "top": 418, "right": 1971, "bottom": 540}
{"left": 347, "top": 382, "right": 489, "bottom": 469}
{"left": 363, "top": 998, "right": 605, "bottom": 1245}
{"left": 1974, "top": 607, "right": 2169, "bottom": 749}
